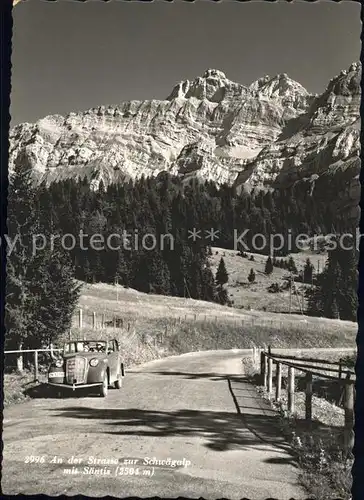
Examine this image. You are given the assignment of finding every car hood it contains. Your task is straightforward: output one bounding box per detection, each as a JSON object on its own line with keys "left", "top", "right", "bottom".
{"left": 62, "top": 352, "right": 107, "bottom": 361}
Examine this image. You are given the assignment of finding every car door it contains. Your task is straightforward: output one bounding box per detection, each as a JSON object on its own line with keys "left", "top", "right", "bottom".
{"left": 114, "top": 339, "right": 123, "bottom": 376}
{"left": 107, "top": 340, "right": 119, "bottom": 383}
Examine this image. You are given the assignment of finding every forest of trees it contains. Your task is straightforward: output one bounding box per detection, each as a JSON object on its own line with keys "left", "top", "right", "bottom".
{"left": 5, "top": 156, "right": 81, "bottom": 351}
{"left": 306, "top": 245, "right": 358, "bottom": 321}
{"left": 33, "top": 171, "right": 356, "bottom": 284}
{"left": 5, "top": 165, "right": 359, "bottom": 350}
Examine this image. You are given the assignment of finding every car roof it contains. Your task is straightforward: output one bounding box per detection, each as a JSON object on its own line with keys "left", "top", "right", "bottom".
{"left": 67, "top": 340, "right": 107, "bottom": 343}
{"left": 66, "top": 339, "right": 116, "bottom": 343}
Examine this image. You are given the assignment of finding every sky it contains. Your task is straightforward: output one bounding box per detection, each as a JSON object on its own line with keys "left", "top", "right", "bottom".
{"left": 11, "top": 0, "right": 361, "bottom": 125}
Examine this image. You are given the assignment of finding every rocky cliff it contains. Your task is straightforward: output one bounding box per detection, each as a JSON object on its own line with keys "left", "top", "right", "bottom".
{"left": 9, "top": 64, "right": 361, "bottom": 218}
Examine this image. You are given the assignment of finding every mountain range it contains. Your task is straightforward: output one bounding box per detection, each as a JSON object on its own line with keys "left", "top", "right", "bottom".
{"left": 9, "top": 62, "right": 361, "bottom": 221}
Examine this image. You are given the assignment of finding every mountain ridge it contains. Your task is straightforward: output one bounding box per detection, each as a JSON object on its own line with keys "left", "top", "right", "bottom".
{"left": 9, "top": 62, "right": 361, "bottom": 221}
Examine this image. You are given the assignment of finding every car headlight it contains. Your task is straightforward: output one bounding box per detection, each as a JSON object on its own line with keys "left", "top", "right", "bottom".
{"left": 89, "top": 358, "right": 99, "bottom": 367}
{"left": 55, "top": 359, "right": 63, "bottom": 368}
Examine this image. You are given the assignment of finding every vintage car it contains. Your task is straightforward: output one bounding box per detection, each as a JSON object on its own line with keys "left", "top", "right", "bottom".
{"left": 48, "top": 339, "right": 124, "bottom": 397}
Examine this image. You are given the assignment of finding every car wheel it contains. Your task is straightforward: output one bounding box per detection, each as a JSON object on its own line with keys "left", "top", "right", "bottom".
{"left": 99, "top": 373, "right": 108, "bottom": 397}
{"left": 114, "top": 372, "right": 122, "bottom": 389}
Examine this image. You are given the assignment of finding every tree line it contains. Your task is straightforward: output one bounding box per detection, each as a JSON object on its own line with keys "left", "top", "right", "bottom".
{"left": 36, "top": 170, "right": 356, "bottom": 284}
{"left": 5, "top": 158, "right": 358, "bottom": 354}
{"left": 6, "top": 156, "right": 81, "bottom": 352}
{"left": 306, "top": 245, "right": 357, "bottom": 321}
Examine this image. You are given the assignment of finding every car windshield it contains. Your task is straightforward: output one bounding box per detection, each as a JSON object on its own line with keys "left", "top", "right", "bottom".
{"left": 64, "top": 341, "right": 107, "bottom": 354}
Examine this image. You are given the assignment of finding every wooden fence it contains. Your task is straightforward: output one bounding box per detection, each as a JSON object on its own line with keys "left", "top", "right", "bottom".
{"left": 72, "top": 308, "right": 133, "bottom": 332}
{"left": 72, "top": 308, "right": 286, "bottom": 331}
{"left": 4, "top": 347, "right": 62, "bottom": 382}
{"left": 257, "top": 347, "right": 355, "bottom": 451}
{"left": 72, "top": 308, "right": 352, "bottom": 333}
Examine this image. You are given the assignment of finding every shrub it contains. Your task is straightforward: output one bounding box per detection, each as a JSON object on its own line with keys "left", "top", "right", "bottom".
{"left": 268, "top": 282, "right": 282, "bottom": 293}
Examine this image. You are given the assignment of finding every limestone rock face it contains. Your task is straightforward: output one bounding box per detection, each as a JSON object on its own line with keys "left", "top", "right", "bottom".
{"left": 9, "top": 63, "right": 360, "bottom": 220}
{"left": 233, "top": 62, "right": 361, "bottom": 222}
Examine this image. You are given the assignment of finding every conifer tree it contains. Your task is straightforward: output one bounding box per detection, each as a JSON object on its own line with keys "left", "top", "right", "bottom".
{"left": 336, "top": 247, "right": 357, "bottom": 321}
{"left": 6, "top": 154, "right": 37, "bottom": 352}
{"left": 264, "top": 256, "right": 274, "bottom": 275}
{"left": 201, "top": 262, "right": 216, "bottom": 302}
{"left": 27, "top": 239, "right": 81, "bottom": 346}
{"left": 217, "top": 287, "right": 229, "bottom": 305}
{"left": 216, "top": 258, "right": 229, "bottom": 287}
{"left": 147, "top": 251, "right": 171, "bottom": 295}
{"left": 287, "top": 256, "right": 298, "bottom": 274}
{"left": 6, "top": 155, "right": 81, "bottom": 352}
{"left": 248, "top": 268, "right": 256, "bottom": 283}
{"left": 306, "top": 246, "right": 357, "bottom": 321}
{"left": 303, "top": 258, "right": 314, "bottom": 284}
{"left": 215, "top": 257, "right": 229, "bottom": 305}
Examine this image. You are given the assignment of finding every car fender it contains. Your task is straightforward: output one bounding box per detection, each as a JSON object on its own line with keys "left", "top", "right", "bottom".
{"left": 87, "top": 359, "right": 108, "bottom": 384}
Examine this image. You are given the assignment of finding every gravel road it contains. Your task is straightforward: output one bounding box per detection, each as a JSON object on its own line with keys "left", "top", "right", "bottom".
{"left": 2, "top": 349, "right": 307, "bottom": 499}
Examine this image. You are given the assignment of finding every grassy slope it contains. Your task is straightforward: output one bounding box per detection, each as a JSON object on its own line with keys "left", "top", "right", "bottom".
{"left": 3, "top": 371, "right": 39, "bottom": 406}
{"left": 209, "top": 246, "right": 327, "bottom": 312}
{"left": 6, "top": 246, "right": 355, "bottom": 406}
{"left": 71, "top": 278, "right": 357, "bottom": 351}
{"left": 76, "top": 246, "right": 330, "bottom": 323}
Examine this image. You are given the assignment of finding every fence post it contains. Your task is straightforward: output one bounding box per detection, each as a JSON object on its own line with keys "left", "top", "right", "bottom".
{"left": 92, "top": 312, "right": 96, "bottom": 329}
{"left": 16, "top": 343, "right": 23, "bottom": 372}
{"left": 113, "top": 317, "right": 116, "bottom": 329}
{"left": 267, "top": 357, "right": 273, "bottom": 397}
{"left": 305, "top": 372, "right": 313, "bottom": 422}
{"left": 34, "top": 350, "right": 39, "bottom": 382}
{"left": 344, "top": 379, "right": 354, "bottom": 453}
{"left": 288, "top": 366, "right": 295, "bottom": 414}
{"left": 78, "top": 309, "right": 83, "bottom": 329}
{"left": 260, "top": 351, "right": 264, "bottom": 374}
{"left": 101, "top": 313, "right": 105, "bottom": 329}
{"left": 275, "top": 362, "right": 282, "bottom": 401}
{"left": 260, "top": 351, "right": 266, "bottom": 386}
{"left": 263, "top": 354, "right": 268, "bottom": 389}
{"left": 338, "top": 359, "right": 342, "bottom": 379}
